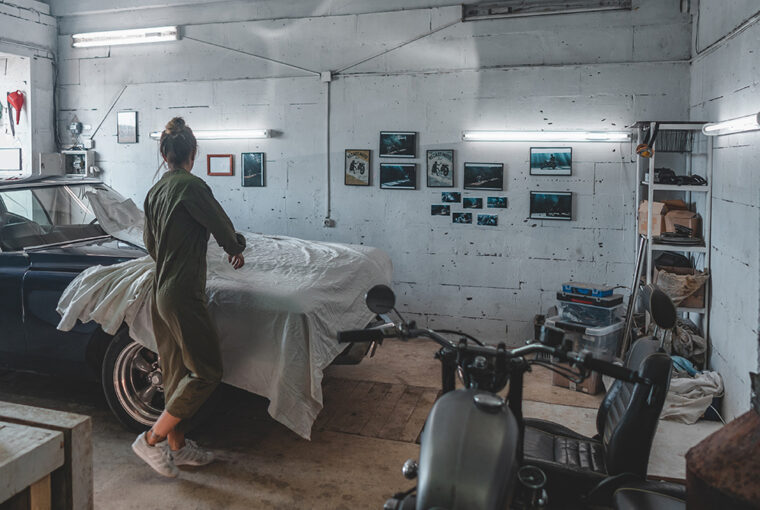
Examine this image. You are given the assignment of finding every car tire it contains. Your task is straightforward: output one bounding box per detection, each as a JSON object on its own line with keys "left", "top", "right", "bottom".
{"left": 102, "top": 329, "right": 165, "bottom": 432}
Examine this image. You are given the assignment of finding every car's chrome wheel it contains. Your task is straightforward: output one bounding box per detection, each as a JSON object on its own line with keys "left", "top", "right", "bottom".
{"left": 113, "top": 341, "right": 164, "bottom": 426}
{"left": 103, "top": 330, "right": 165, "bottom": 431}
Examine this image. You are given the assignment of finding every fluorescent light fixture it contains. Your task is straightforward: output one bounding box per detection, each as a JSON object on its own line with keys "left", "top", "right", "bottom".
{"left": 72, "top": 26, "right": 179, "bottom": 48}
{"left": 702, "top": 112, "right": 760, "bottom": 136}
{"left": 149, "top": 129, "right": 270, "bottom": 140}
{"left": 462, "top": 130, "right": 631, "bottom": 142}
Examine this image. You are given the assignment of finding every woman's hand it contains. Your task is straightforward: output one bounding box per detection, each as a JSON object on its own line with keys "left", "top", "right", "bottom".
{"left": 228, "top": 253, "right": 245, "bottom": 270}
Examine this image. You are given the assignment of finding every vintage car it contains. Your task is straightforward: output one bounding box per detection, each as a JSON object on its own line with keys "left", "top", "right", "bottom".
{"left": 0, "top": 176, "right": 370, "bottom": 433}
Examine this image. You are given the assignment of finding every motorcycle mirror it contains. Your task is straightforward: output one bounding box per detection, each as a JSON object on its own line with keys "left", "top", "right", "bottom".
{"left": 539, "top": 325, "right": 564, "bottom": 347}
{"left": 639, "top": 284, "right": 676, "bottom": 330}
{"left": 365, "top": 285, "right": 396, "bottom": 315}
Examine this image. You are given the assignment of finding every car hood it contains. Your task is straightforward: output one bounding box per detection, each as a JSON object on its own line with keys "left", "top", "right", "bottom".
{"left": 26, "top": 236, "right": 148, "bottom": 272}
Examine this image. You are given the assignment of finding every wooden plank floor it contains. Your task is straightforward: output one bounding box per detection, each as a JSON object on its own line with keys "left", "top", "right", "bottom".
{"left": 315, "top": 378, "right": 438, "bottom": 443}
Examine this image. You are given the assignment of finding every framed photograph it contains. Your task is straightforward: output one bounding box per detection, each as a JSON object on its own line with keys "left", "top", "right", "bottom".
{"left": 487, "top": 197, "right": 507, "bottom": 208}
{"left": 117, "top": 111, "right": 138, "bottom": 144}
{"left": 426, "top": 150, "right": 454, "bottom": 187}
{"left": 345, "top": 149, "right": 370, "bottom": 186}
{"left": 463, "top": 197, "right": 483, "bottom": 209}
{"left": 441, "top": 191, "right": 461, "bottom": 203}
{"left": 477, "top": 214, "right": 498, "bottom": 226}
{"left": 380, "top": 163, "right": 416, "bottom": 190}
{"left": 431, "top": 205, "right": 450, "bottom": 216}
{"left": 241, "top": 152, "right": 265, "bottom": 187}
{"left": 207, "top": 154, "right": 233, "bottom": 176}
{"left": 452, "top": 212, "right": 472, "bottom": 224}
{"left": 464, "top": 162, "right": 503, "bottom": 190}
{"left": 530, "top": 147, "right": 572, "bottom": 176}
{"left": 379, "top": 131, "right": 417, "bottom": 158}
{"left": 529, "top": 191, "right": 572, "bottom": 221}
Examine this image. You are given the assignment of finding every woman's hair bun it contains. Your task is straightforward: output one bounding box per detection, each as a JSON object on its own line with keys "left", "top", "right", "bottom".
{"left": 165, "top": 117, "right": 187, "bottom": 135}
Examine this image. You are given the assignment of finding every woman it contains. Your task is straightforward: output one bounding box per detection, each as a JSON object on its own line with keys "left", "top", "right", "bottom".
{"left": 132, "top": 117, "right": 246, "bottom": 477}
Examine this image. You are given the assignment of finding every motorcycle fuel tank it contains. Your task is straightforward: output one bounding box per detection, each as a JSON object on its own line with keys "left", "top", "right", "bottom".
{"left": 416, "top": 389, "right": 520, "bottom": 510}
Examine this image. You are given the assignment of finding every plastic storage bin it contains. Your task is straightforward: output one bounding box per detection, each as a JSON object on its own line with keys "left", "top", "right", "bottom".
{"left": 557, "top": 300, "right": 623, "bottom": 327}
{"left": 545, "top": 316, "right": 624, "bottom": 361}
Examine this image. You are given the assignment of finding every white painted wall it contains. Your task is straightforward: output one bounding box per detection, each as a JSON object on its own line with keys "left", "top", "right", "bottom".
{"left": 53, "top": 0, "right": 691, "bottom": 344}
{"left": 0, "top": 0, "right": 57, "bottom": 176}
{"left": 690, "top": 1, "right": 760, "bottom": 420}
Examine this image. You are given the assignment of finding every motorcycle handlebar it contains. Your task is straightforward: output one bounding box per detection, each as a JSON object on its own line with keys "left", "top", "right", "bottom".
{"left": 337, "top": 328, "right": 384, "bottom": 344}
{"left": 579, "top": 355, "right": 648, "bottom": 384}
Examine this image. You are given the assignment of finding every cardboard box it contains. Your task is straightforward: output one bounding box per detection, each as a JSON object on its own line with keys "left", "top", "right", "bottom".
{"left": 638, "top": 200, "right": 688, "bottom": 236}
{"left": 551, "top": 360, "right": 604, "bottom": 395}
{"left": 665, "top": 209, "right": 701, "bottom": 237}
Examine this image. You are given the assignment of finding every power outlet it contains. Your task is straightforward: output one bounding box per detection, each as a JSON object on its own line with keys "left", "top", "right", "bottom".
{"left": 323, "top": 217, "right": 336, "bottom": 228}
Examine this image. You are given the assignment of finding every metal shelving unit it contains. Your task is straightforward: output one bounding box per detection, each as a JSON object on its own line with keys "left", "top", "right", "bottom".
{"left": 634, "top": 121, "right": 713, "bottom": 341}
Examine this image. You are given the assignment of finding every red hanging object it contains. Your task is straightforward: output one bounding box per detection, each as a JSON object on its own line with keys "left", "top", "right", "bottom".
{"left": 7, "top": 90, "right": 24, "bottom": 125}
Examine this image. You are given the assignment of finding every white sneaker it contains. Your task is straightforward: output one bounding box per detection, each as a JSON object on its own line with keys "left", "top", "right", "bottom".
{"left": 171, "top": 439, "right": 215, "bottom": 466}
{"left": 131, "top": 432, "right": 179, "bottom": 478}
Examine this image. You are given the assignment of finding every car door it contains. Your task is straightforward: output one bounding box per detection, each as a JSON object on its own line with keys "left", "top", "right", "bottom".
{"left": 0, "top": 249, "right": 30, "bottom": 368}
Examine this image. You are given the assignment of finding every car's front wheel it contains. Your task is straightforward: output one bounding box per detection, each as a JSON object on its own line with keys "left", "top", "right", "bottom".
{"left": 102, "top": 329, "right": 165, "bottom": 431}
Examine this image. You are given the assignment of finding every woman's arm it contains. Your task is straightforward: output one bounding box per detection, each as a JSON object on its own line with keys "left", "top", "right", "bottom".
{"left": 182, "top": 182, "right": 246, "bottom": 256}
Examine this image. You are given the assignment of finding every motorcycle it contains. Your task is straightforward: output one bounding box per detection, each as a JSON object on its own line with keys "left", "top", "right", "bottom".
{"left": 540, "top": 157, "right": 558, "bottom": 170}
{"left": 338, "top": 285, "right": 665, "bottom": 510}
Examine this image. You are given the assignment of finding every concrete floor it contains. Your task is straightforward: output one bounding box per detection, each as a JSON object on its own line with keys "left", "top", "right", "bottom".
{"left": 0, "top": 340, "right": 721, "bottom": 509}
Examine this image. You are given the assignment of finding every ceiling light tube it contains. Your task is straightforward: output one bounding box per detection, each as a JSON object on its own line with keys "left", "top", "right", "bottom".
{"left": 462, "top": 130, "right": 631, "bottom": 142}
{"left": 702, "top": 112, "right": 760, "bottom": 136}
{"left": 149, "top": 129, "right": 270, "bottom": 140}
{"left": 72, "top": 26, "right": 179, "bottom": 48}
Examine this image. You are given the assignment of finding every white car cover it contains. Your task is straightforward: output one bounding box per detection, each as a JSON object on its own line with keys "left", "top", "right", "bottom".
{"left": 57, "top": 191, "right": 392, "bottom": 439}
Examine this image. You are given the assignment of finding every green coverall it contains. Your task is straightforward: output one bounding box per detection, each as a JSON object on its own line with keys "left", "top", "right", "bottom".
{"left": 143, "top": 169, "right": 246, "bottom": 428}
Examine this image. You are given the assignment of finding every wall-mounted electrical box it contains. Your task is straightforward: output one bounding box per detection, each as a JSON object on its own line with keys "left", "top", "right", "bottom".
{"left": 38, "top": 150, "right": 97, "bottom": 177}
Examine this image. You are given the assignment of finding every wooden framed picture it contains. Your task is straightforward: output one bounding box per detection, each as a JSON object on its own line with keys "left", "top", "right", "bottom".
{"left": 530, "top": 147, "right": 572, "bottom": 176}
{"left": 379, "top": 163, "right": 416, "bottom": 189}
{"left": 426, "top": 149, "right": 454, "bottom": 187}
{"left": 345, "top": 149, "right": 370, "bottom": 186}
{"left": 207, "top": 154, "right": 233, "bottom": 176}
{"left": 379, "top": 131, "right": 417, "bottom": 158}
{"left": 241, "top": 152, "right": 265, "bottom": 187}
{"left": 117, "top": 111, "right": 138, "bottom": 144}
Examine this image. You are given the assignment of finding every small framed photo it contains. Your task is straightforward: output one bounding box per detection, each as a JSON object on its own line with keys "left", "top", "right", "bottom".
{"left": 463, "top": 197, "right": 483, "bottom": 209}
{"left": 208, "top": 154, "right": 233, "bottom": 176}
{"left": 431, "top": 205, "right": 450, "bottom": 216}
{"left": 117, "top": 111, "right": 138, "bottom": 144}
{"left": 530, "top": 147, "right": 572, "bottom": 176}
{"left": 464, "top": 162, "right": 503, "bottom": 190}
{"left": 345, "top": 149, "right": 370, "bottom": 186}
{"left": 380, "top": 163, "right": 416, "bottom": 190}
{"left": 379, "top": 131, "right": 417, "bottom": 158}
{"left": 487, "top": 197, "right": 507, "bottom": 208}
{"left": 452, "top": 212, "right": 472, "bottom": 224}
{"left": 529, "top": 191, "right": 573, "bottom": 221}
{"left": 441, "top": 192, "right": 461, "bottom": 203}
{"left": 241, "top": 152, "right": 265, "bottom": 187}
{"left": 477, "top": 214, "right": 498, "bottom": 226}
{"left": 426, "top": 150, "right": 454, "bottom": 187}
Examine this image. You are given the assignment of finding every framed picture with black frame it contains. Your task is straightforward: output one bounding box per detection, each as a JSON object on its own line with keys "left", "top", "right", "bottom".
{"left": 426, "top": 149, "right": 454, "bottom": 187}
{"left": 345, "top": 149, "right": 371, "bottom": 186}
{"left": 379, "top": 163, "right": 416, "bottom": 190}
{"left": 530, "top": 147, "right": 572, "bottom": 176}
{"left": 241, "top": 152, "right": 265, "bottom": 186}
{"left": 379, "top": 131, "right": 417, "bottom": 158}
{"left": 464, "top": 162, "right": 504, "bottom": 191}
{"left": 529, "top": 191, "right": 572, "bottom": 221}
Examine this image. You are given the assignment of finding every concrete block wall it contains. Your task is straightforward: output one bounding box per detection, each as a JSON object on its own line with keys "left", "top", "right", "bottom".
{"left": 690, "top": 0, "right": 760, "bottom": 420}
{"left": 0, "top": 0, "right": 57, "bottom": 176}
{"left": 53, "top": 0, "right": 691, "bottom": 344}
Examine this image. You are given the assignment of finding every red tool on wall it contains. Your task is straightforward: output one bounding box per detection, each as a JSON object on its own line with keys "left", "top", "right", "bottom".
{"left": 6, "top": 90, "right": 25, "bottom": 136}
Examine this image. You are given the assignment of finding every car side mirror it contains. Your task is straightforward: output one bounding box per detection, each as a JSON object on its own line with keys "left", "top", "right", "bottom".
{"left": 366, "top": 285, "right": 396, "bottom": 315}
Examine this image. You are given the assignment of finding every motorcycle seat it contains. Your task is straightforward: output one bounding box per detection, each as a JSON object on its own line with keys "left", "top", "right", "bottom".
{"left": 613, "top": 486, "right": 685, "bottom": 510}
{"left": 523, "top": 422, "right": 606, "bottom": 474}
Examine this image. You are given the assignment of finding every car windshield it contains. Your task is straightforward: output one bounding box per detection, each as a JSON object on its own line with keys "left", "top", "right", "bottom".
{"left": 0, "top": 183, "right": 122, "bottom": 251}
